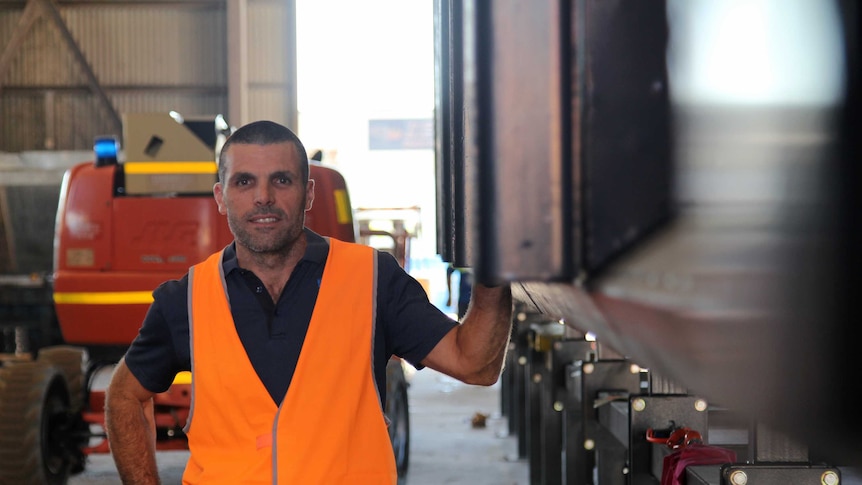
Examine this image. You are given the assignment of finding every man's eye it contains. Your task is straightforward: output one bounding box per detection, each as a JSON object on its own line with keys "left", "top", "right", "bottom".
{"left": 276, "top": 176, "right": 291, "bottom": 185}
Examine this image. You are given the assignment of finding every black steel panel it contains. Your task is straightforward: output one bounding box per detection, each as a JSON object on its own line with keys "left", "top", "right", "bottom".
{"left": 542, "top": 338, "right": 599, "bottom": 485}
{"left": 602, "top": 400, "right": 629, "bottom": 449}
{"left": 461, "top": 0, "right": 572, "bottom": 283}
{"left": 686, "top": 465, "right": 720, "bottom": 485}
{"left": 433, "top": 0, "right": 460, "bottom": 262}
{"left": 526, "top": 329, "right": 546, "bottom": 484}
{"left": 565, "top": 359, "right": 641, "bottom": 485}
{"left": 507, "top": 314, "right": 534, "bottom": 459}
{"left": 576, "top": 0, "right": 673, "bottom": 273}
{"left": 563, "top": 363, "right": 584, "bottom": 485}
{"left": 435, "top": 0, "right": 862, "bottom": 473}
{"left": 628, "top": 396, "right": 710, "bottom": 482}
{"left": 435, "top": 0, "right": 672, "bottom": 280}
{"left": 721, "top": 464, "right": 841, "bottom": 485}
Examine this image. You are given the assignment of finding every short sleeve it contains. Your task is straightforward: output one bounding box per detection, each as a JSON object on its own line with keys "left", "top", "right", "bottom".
{"left": 377, "top": 252, "right": 458, "bottom": 368}
{"left": 123, "top": 277, "right": 190, "bottom": 393}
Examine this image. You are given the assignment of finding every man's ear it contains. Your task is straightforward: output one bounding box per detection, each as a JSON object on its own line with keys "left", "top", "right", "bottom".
{"left": 214, "top": 182, "right": 227, "bottom": 215}
{"left": 305, "top": 179, "right": 315, "bottom": 211}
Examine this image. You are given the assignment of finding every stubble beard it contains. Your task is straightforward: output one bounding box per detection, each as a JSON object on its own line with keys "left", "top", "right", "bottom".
{"left": 228, "top": 208, "right": 305, "bottom": 256}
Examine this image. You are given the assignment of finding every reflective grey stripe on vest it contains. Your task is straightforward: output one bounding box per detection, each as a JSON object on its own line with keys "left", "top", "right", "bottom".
{"left": 182, "top": 250, "right": 229, "bottom": 436}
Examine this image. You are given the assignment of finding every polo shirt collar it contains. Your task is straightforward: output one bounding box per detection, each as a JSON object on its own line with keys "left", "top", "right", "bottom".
{"left": 222, "top": 227, "right": 329, "bottom": 274}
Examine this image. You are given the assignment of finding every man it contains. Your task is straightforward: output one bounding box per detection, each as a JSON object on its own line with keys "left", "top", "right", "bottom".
{"left": 105, "top": 120, "right": 513, "bottom": 484}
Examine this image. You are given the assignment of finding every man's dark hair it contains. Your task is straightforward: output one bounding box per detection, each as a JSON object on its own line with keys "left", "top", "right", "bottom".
{"left": 217, "top": 120, "right": 309, "bottom": 183}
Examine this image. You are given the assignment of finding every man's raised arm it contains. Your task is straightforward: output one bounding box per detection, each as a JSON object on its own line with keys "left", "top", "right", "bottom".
{"left": 422, "top": 283, "right": 514, "bottom": 385}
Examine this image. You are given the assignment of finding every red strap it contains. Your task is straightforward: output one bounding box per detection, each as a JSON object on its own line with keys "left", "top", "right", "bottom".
{"left": 646, "top": 426, "right": 704, "bottom": 450}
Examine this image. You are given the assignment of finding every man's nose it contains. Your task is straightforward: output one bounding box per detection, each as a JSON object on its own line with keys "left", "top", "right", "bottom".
{"left": 254, "top": 185, "right": 275, "bottom": 205}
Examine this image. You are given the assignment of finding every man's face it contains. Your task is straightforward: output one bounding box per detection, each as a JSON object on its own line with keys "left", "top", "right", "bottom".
{"left": 213, "top": 142, "right": 314, "bottom": 255}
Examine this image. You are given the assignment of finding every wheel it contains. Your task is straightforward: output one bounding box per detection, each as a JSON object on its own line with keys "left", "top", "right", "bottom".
{"left": 385, "top": 359, "right": 410, "bottom": 478}
{"left": 388, "top": 381, "right": 410, "bottom": 478}
{"left": 38, "top": 346, "right": 88, "bottom": 414}
{"left": 0, "top": 360, "right": 86, "bottom": 484}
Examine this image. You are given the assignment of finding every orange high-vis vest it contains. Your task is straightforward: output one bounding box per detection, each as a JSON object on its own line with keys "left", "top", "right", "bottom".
{"left": 181, "top": 239, "right": 397, "bottom": 484}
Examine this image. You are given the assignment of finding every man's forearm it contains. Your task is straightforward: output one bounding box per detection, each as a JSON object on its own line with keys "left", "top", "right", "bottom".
{"left": 105, "top": 394, "right": 161, "bottom": 484}
{"left": 457, "top": 283, "right": 514, "bottom": 385}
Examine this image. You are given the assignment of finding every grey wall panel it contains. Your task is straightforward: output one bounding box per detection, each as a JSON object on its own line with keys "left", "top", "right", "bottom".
{"left": 61, "top": 5, "right": 227, "bottom": 86}
{"left": 0, "top": 92, "right": 226, "bottom": 152}
{"left": 50, "top": 93, "right": 111, "bottom": 149}
{"left": 0, "top": 2, "right": 229, "bottom": 151}
{"left": 247, "top": 88, "right": 290, "bottom": 126}
{"left": 0, "top": 10, "right": 76, "bottom": 86}
{"left": 0, "top": 5, "right": 226, "bottom": 86}
{"left": 0, "top": 95, "right": 45, "bottom": 152}
{"left": 113, "top": 93, "right": 226, "bottom": 116}
{"left": 0, "top": 185, "right": 61, "bottom": 273}
{"left": 242, "top": 0, "right": 296, "bottom": 127}
{"left": 0, "top": 1, "right": 296, "bottom": 151}
{"left": 247, "top": 1, "right": 288, "bottom": 84}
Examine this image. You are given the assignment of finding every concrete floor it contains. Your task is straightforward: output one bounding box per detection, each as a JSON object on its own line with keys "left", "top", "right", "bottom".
{"left": 69, "top": 367, "right": 529, "bottom": 485}
{"left": 399, "top": 369, "right": 528, "bottom": 485}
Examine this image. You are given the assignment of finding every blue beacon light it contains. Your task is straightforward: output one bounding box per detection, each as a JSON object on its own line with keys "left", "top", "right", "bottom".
{"left": 94, "top": 136, "right": 119, "bottom": 167}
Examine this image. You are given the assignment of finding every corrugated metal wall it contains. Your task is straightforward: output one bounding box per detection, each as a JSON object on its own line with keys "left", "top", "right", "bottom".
{"left": 246, "top": 1, "right": 293, "bottom": 125}
{"left": 0, "top": 0, "right": 297, "bottom": 153}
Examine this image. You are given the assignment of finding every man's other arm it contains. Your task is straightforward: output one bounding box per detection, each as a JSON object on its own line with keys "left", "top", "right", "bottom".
{"left": 105, "top": 358, "right": 161, "bottom": 484}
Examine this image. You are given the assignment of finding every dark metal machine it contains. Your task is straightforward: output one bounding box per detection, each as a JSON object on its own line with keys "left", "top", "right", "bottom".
{"left": 435, "top": 0, "right": 860, "bottom": 483}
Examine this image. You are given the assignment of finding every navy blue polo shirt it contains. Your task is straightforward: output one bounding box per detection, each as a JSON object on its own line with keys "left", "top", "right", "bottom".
{"left": 124, "top": 229, "right": 457, "bottom": 406}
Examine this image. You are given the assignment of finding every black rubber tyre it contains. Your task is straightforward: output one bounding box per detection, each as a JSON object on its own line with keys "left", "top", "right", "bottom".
{"left": 37, "top": 346, "right": 88, "bottom": 414}
{"left": 385, "top": 359, "right": 410, "bottom": 478}
{"left": 0, "top": 361, "right": 81, "bottom": 484}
